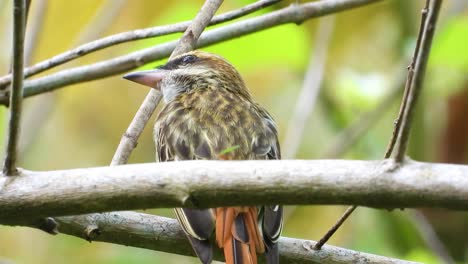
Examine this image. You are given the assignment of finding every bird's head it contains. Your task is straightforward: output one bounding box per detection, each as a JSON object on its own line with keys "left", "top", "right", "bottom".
{"left": 123, "top": 50, "right": 249, "bottom": 103}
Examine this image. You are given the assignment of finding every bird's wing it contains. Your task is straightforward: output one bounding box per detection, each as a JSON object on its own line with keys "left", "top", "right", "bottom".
{"left": 257, "top": 108, "right": 283, "bottom": 263}
{"left": 154, "top": 113, "right": 216, "bottom": 264}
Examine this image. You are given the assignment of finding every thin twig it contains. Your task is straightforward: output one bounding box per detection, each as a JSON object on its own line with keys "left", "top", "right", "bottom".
{"left": 313, "top": 206, "right": 356, "bottom": 250}
{"left": 314, "top": 0, "right": 443, "bottom": 249}
{"left": 408, "top": 210, "right": 455, "bottom": 264}
{"left": 0, "top": 0, "right": 280, "bottom": 89}
{"left": 6, "top": 0, "right": 30, "bottom": 74}
{"left": 282, "top": 16, "right": 335, "bottom": 159}
{"left": 19, "top": 0, "right": 48, "bottom": 154}
{"left": 394, "top": 0, "right": 442, "bottom": 161}
{"left": 0, "top": 0, "right": 383, "bottom": 105}
{"left": 110, "top": 0, "right": 223, "bottom": 165}
{"left": 3, "top": 0, "right": 26, "bottom": 176}
{"left": 24, "top": 0, "right": 47, "bottom": 66}
{"left": 74, "top": 0, "right": 127, "bottom": 45}
{"left": 384, "top": 1, "right": 430, "bottom": 159}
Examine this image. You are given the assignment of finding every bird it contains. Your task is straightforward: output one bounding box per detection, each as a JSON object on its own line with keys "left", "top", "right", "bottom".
{"left": 123, "top": 50, "right": 283, "bottom": 264}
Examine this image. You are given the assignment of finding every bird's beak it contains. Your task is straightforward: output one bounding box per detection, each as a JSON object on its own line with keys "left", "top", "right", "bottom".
{"left": 123, "top": 69, "right": 168, "bottom": 90}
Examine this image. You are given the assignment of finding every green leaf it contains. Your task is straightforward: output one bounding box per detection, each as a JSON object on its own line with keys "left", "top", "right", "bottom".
{"left": 218, "top": 145, "right": 240, "bottom": 155}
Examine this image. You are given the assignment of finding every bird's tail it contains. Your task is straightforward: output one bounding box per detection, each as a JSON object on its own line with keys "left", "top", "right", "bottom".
{"left": 215, "top": 207, "right": 265, "bottom": 264}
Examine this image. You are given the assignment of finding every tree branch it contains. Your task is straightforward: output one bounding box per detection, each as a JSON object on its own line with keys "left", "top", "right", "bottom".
{"left": 0, "top": 0, "right": 280, "bottom": 90}
{"left": 74, "top": 0, "right": 127, "bottom": 45}
{"left": 0, "top": 159, "right": 467, "bottom": 222}
{"left": 315, "top": 0, "right": 443, "bottom": 247}
{"left": 24, "top": 0, "right": 47, "bottom": 66}
{"left": 3, "top": 0, "right": 26, "bottom": 176}
{"left": 0, "top": 0, "right": 383, "bottom": 105}
{"left": 394, "top": 0, "right": 442, "bottom": 161}
{"left": 282, "top": 16, "right": 335, "bottom": 159}
{"left": 2, "top": 212, "right": 417, "bottom": 264}
{"left": 407, "top": 210, "right": 455, "bottom": 264}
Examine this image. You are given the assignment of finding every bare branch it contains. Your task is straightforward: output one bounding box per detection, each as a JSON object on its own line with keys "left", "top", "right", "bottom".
{"left": 0, "top": 0, "right": 280, "bottom": 89}
{"left": 315, "top": 0, "right": 443, "bottom": 247}
{"left": 282, "top": 16, "right": 335, "bottom": 159}
{"left": 110, "top": 0, "right": 223, "bottom": 165}
{"left": 0, "top": 213, "right": 417, "bottom": 264}
{"left": 407, "top": 210, "right": 455, "bottom": 264}
{"left": 394, "top": 0, "right": 442, "bottom": 161}
{"left": 24, "top": 0, "right": 47, "bottom": 66}
{"left": 0, "top": 0, "right": 383, "bottom": 105}
{"left": 313, "top": 206, "right": 356, "bottom": 250}
{"left": 3, "top": 0, "right": 26, "bottom": 176}
{"left": 0, "top": 159, "right": 467, "bottom": 222}
{"left": 74, "top": 0, "right": 127, "bottom": 45}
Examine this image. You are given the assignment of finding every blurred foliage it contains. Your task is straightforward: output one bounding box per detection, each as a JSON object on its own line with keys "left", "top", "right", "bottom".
{"left": 0, "top": 0, "right": 467, "bottom": 264}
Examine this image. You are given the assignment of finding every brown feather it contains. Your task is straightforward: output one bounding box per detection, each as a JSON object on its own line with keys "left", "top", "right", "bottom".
{"left": 215, "top": 208, "right": 225, "bottom": 248}
{"left": 214, "top": 207, "right": 264, "bottom": 264}
{"left": 224, "top": 235, "right": 234, "bottom": 264}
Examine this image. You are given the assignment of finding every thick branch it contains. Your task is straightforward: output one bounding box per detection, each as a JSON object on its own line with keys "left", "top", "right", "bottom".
{"left": 0, "top": 0, "right": 383, "bottom": 105}
{"left": 3, "top": 0, "right": 26, "bottom": 176}
{"left": 3, "top": 213, "right": 416, "bottom": 264}
{"left": 0, "top": 0, "right": 280, "bottom": 89}
{"left": 0, "top": 159, "right": 467, "bottom": 221}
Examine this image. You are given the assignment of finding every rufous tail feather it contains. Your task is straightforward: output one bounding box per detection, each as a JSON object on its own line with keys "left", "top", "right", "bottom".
{"left": 215, "top": 207, "right": 264, "bottom": 264}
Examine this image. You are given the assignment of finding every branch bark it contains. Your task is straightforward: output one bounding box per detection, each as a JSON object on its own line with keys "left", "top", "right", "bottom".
{"left": 0, "top": 0, "right": 383, "bottom": 105}
{"left": 0, "top": 159, "right": 467, "bottom": 222}
{"left": 3, "top": 212, "right": 417, "bottom": 264}
{"left": 3, "top": 0, "right": 26, "bottom": 176}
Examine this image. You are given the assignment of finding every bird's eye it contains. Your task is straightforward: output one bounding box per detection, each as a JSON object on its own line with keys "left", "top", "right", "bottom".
{"left": 182, "top": 55, "right": 197, "bottom": 64}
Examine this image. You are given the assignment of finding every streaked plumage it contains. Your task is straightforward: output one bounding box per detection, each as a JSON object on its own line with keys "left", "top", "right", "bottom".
{"left": 123, "top": 50, "right": 283, "bottom": 264}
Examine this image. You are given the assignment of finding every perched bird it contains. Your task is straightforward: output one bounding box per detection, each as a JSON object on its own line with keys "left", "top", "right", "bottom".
{"left": 123, "top": 50, "right": 283, "bottom": 264}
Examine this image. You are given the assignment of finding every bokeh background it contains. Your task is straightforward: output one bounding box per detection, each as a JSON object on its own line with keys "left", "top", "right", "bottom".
{"left": 0, "top": 0, "right": 467, "bottom": 263}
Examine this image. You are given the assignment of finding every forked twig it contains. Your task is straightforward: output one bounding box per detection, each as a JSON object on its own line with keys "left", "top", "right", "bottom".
{"left": 394, "top": 0, "right": 442, "bottom": 161}
{"left": 314, "top": 0, "right": 442, "bottom": 250}
{"left": 3, "top": 0, "right": 26, "bottom": 176}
